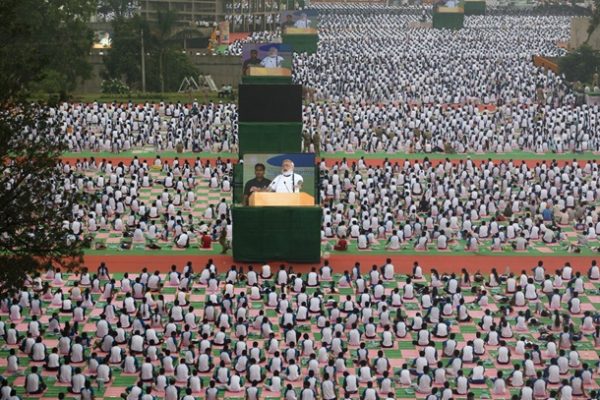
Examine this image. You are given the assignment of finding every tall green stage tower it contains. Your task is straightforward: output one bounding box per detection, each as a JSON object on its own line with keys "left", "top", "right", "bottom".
{"left": 232, "top": 14, "right": 321, "bottom": 263}
{"left": 232, "top": 80, "right": 321, "bottom": 262}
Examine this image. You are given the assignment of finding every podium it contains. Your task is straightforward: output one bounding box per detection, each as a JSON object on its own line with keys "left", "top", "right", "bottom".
{"left": 249, "top": 192, "right": 314, "bottom": 207}
{"left": 234, "top": 35, "right": 320, "bottom": 262}
{"left": 247, "top": 67, "right": 292, "bottom": 76}
{"left": 433, "top": 6, "right": 464, "bottom": 29}
{"left": 282, "top": 28, "right": 318, "bottom": 55}
{"left": 243, "top": 67, "right": 293, "bottom": 85}
{"left": 283, "top": 27, "right": 318, "bottom": 35}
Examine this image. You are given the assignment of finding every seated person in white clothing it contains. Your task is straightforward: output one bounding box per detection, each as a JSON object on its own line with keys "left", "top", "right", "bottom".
{"left": 175, "top": 232, "right": 190, "bottom": 248}
{"left": 25, "top": 366, "right": 46, "bottom": 394}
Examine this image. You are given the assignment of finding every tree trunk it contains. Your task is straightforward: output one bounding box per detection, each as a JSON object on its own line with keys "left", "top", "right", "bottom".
{"left": 159, "top": 49, "right": 165, "bottom": 93}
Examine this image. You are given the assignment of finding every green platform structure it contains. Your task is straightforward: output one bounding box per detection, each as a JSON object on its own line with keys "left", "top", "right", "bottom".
{"left": 282, "top": 33, "right": 319, "bottom": 54}
{"left": 432, "top": 6, "right": 465, "bottom": 29}
{"left": 233, "top": 75, "right": 321, "bottom": 262}
{"left": 232, "top": 206, "right": 321, "bottom": 262}
{"left": 241, "top": 75, "right": 293, "bottom": 85}
{"left": 238, "top": 122, "right": 303, "bottom": 156}
{"left": 463, "top": 0, "right": 486, "bottom": 15}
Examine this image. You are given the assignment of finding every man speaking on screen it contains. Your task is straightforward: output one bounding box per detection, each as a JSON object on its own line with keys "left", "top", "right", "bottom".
{"left": 260, "top": 47, "right": 284, "bottom": 68}
{"left": 268, "top": 159, "right": 303, "bottom": 193}
{"left": 294, "top": 13, "right": 312, "bottom": 28}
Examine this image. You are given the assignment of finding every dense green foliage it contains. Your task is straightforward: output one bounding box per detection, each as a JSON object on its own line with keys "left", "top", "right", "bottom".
{"left": 103, "top": 11, "right": 200, "bottom": 92}
{"left": 0, "top": 105, "right": 86, "bottom": 296}
{"left": 96, "top": 0, "right": 137, "bottom": 20}
{"left": 0, "top": 0, "right": 96, "bottom": 102}
{"left": 0, "top": 0, "right": 90, "bottom": 294}
{"left": 587, "top": 0, "right": 600, "bottom": 43}
{"left": 559, "top": 44, "right": 600, "bottom": 84}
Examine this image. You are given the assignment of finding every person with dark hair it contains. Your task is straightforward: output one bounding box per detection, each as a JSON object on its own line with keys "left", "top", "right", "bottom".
{"left": 244, "top": 163, "right": 271, "bottom": 205}
{"left": 242, "top": 49, "right": 262, "bottom": 75}
{"left": 25, "top": 366, "right": 46, "bottom": 394}
{"left": 281, "top": 14, "right": 295, "bottom": 30}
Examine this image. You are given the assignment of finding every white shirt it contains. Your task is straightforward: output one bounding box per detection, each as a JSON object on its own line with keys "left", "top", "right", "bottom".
{"left": 269, "top": 173, "right": 303, "bottom": 193}
{"left": 260, "top": 55, "right": 284, "bottom": 68}
{"left": 294, "top": 19, "right": 311, "bottom": 28}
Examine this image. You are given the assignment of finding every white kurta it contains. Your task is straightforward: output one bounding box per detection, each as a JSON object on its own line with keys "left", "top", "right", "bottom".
{"left": 261, "top": 55, "right": 284, "bottom": 68}
{"left": 269, "top": 173, "right": 303, "bottom": 193}
{"left": 294, "top": 19, "right": 311, "bottom": 28}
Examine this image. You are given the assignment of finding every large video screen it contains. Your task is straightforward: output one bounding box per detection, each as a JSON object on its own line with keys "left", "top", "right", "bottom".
{"left": 279, "top": 10, "right": 319, "bottom": 32}
{"left": 93, "top": 29, "right": 112, "bottom": 49}
{"left": 238, "top": 84, "right": 302, "bottom": 122}
{"left": 242, "top": 153, "right": 316, "bottom": 204}
{"left": 242, "top": 43, "right": 292, "bottom": 75}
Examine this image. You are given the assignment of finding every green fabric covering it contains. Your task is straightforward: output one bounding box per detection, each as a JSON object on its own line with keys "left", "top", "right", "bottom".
{"left": 433, "top": 10, "right": 464, "bottom": 29}
{"left": 232, "top": 163, "right": 244, "bottom": 205}
{"left": 241, "top": 75, "right": 293, "bottom": 85}
{"left": 464, "top": 0, "right": 486, "bottom": 15}
{"left": 282, "top": 33, "right": 319, "bottom": 54}
{"left": 238, "top": 122, "right": 302, "bottom": 156}
{"left": 232, "top": 206, "right": 321, "bottom": 262}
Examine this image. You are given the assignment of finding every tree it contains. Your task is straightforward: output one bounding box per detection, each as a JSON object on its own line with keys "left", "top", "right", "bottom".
{"left": 145, "top": 49, "right": 201, "bottom": 92}
{"left": 103, "top": 10, "right": 200, "bottom": 92}
{"left": 586, "top": 0, "right": 600, "bottom": 44}
{"left": 0, "top": 106, "right": 86, "bottom": 296}
{"left": 559, "top": 44, "right": 600, "bottom": 84}
{"left": 0, "top": 0, "right": 96, "bottom": 102}
{"left": 97, "top": 0, "right": 138, "bottom": 21}
{"left": 153, "top": 10, "right": 178, "bottom": 93}
{"left": 103, "top": 16, "right": 147, "bottom": 88}
{"left": 0, "top": 0, "right": 92, "bottom": 295}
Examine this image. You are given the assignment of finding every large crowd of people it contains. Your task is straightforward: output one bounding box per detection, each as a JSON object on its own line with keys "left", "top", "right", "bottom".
{"left": 37, "top": 99, "right": 600, "bottom": 156}
{"left": 55, "top": 156, "right": 233, "bottom": 250}
{"left": 3, "top": 3, "right": 600, "bottom": 400}
{"left": 26, "top": 5, "right": 598, "bottom": 157}
{"left": 41, "top": 102, "right": 238, "bottom": 154}
{"left": 1, "top": 260, "right": 600, "bottom": 399}
{"left": 303, "top": 102, "right": 599, "bottom": 154}
{"left": 6, "top": 4, "right": 593, "bottom": 256}
{"left": 318, "top": 157, "right": 600, "bottom": 252}
{"left": 294, "top": 14, "right": 571, "bottom": 104}
{"left": 46, "top": 155, "right": 600, "bottom": 255}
